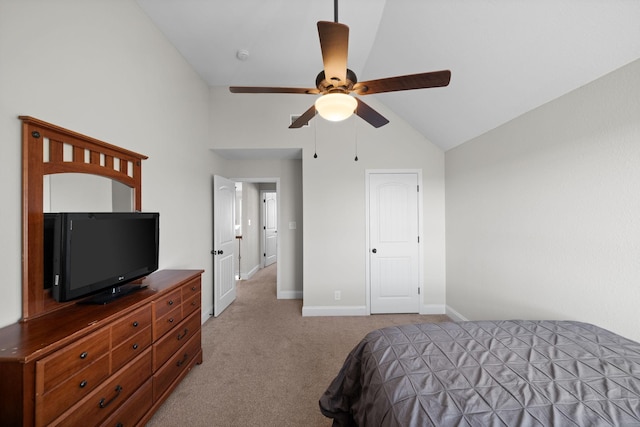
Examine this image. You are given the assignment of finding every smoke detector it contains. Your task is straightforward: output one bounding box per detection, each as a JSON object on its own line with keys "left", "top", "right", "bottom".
{"left": 236, "top": 49, "right": 249, "bottom": 61}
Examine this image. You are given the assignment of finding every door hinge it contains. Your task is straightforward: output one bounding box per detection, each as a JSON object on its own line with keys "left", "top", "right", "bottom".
{"left": 263, "top": 253, "right": 266, "bottom": 257}
{"left": 417, "top": 236, "right": 420, "bottom": 243}
{"left": 417, "top": 185, "right": 419, "bottom": 192}
{"left": 418, "top": 288, "right": 420, "bottom": 295}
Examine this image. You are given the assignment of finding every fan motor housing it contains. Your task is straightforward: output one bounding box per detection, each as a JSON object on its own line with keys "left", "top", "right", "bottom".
{"left": 316, "top": 69, "right": 357, "bottom": 93}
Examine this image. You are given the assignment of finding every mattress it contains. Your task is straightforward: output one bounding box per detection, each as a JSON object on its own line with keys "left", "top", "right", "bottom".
{"left": 320, "top": 320, "right": 640, "bottom": 426}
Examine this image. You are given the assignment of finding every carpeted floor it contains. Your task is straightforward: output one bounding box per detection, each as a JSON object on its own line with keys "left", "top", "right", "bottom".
{"left": 146, "top": 264, "right": 450, "bottom": 426}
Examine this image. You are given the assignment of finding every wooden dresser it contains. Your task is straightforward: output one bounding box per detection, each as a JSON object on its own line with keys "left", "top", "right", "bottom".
{"left": 0, "top": 269, "right": 204, "bottom": 426}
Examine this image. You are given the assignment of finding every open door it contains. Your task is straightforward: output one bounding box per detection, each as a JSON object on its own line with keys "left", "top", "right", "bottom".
{"left": 262, "top": 191, "right": 277, "bottom": 267}
{"left": 213, "top": 175, "right": 237, "bottom": 317}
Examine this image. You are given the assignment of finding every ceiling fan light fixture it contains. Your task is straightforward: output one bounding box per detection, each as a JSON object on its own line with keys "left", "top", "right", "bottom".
{"left": 315, "top": 93, "right": 357, "bottom": 122}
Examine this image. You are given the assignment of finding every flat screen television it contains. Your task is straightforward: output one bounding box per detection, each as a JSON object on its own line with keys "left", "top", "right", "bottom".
{"left": 44, "top": 212, "right": 159, "bottom": 303}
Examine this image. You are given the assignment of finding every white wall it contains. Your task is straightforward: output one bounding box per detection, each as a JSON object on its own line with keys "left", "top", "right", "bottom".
{"left": 0, "top": 0, "right": 214, "bottom": 327}
{"left": 446, "top": 59, "right": 640, "bottom": 341}
{"left": 209, "top": 87, "right": 447, "bottom": 314}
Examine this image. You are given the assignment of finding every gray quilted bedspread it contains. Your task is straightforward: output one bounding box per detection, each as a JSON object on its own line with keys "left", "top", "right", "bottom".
{"left": 319, "top": 320, "right": 640, "bottom": 426}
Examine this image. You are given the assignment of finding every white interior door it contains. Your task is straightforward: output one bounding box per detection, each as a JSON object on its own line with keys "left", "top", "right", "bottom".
{"left": 263, "top": 191, "right": 277, "bottom": 267}
{"left": 369, "top": 172, "right": 420, "bottom": 313}
{"left": 213, "top": 175, "right": 236, "bottom": 317}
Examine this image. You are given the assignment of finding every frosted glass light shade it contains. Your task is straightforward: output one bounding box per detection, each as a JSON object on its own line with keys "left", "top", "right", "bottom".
{"left": 315, "top": 93, "right": 357, "bottom": 122}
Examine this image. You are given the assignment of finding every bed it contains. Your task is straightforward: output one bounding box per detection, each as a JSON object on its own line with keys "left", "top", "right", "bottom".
{"left": 319, "top": 320, "right": 640, "bottom": 426}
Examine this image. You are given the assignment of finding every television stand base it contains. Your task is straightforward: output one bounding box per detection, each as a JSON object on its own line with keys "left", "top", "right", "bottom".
{"left": 78, "top": 284, "right": 148, "bottom": 305}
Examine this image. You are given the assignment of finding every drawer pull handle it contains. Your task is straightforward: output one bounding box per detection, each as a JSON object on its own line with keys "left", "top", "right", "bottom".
{"left": 191, "top": 286, "right": 196, "bottom": 291}
{"left": 191, "top": 301, "right": 197, "bottom": 306}
{"left": 79, "top": 380, "right": 87, "bottom": 388}
{"left": 168, "top": 300, "right": 174, "bottom": 306}
{"left": 177, "top": 328, "right": 189, "bottom": 341}
{"left": 99, "top": 385, "right": 123, "bottom": 409}
{"left": 80, "top": 351, "right": 88, "bottom": 359}
{"left": 132, "top": 343, "right": 139, "bottom": 350}
{"left": 176, "top": 353, "right": 189, "bottom": 367}
{"left": 117, "top": 423, "right": 124, "bottom": 427}
{"left": 168, "top": 318, "right": 174, "bottom": 324}
{"left": 132, "top": 321, "right": 139, "bottom": 327}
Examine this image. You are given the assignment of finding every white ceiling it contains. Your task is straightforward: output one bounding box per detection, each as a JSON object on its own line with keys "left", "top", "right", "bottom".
{"left": 136, "top": 0, "right": 640, "bottom": 151}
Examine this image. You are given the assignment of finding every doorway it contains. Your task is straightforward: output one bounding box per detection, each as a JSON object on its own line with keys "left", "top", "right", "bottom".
{"left": 231, "top": 179, "right": 280, "bottom": 287}
{"left": 214, "top": 177, "right": 281, "bottom": 316}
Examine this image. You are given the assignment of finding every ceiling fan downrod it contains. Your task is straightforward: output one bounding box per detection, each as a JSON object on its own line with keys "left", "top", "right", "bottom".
{"left": 334, "top": 0, "right": 339, "bottom": 23}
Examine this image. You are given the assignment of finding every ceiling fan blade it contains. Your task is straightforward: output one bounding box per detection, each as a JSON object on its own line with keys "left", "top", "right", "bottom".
{"left": 289, "top": 104, "right": 317, "bottom": 129}
{"left": 355, "top": 98, "right": 389, "bottom": 128}
{"left": 317, "top": 21, "right": 349, "bottom": 84}
{"left": 230, "top": 86, "right": 319, "bottom": 94}
{"left": 352, "top": 70, "right": 451, "bottom": 95}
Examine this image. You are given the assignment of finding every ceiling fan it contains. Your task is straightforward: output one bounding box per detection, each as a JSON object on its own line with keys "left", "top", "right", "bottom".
{"left": 229, "top": 1, "right": 451, "bottom": 129}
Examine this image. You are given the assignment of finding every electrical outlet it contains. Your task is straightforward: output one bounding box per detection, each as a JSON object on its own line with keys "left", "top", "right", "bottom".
{"left": 334, "top": 291, "right": 341, "bottom": 301}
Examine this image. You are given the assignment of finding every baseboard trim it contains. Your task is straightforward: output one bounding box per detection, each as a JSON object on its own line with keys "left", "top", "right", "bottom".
{"left": 241, "top": 264, "right": 260, "bottom": 280}
{"left": 420, "top": 304, "right": 446, "bottom": 315}
{"left": 445, "top": 305, "right": 469, "bottom": 321}
{"left": 277, "top": 290, "right": 302, "bottom": 300}
{"left": 202, "top": 304, "right": 214, "bottom": 323}
{"left": 302, "top": 305, "right": 367, "bottom": 317}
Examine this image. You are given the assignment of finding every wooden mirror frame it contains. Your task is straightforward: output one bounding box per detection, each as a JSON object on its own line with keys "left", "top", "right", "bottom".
{"left": 20, "top": 116, "right": 148, "bottom": 320}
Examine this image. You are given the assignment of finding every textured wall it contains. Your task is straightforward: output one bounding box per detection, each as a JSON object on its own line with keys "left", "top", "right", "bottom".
{"left": 446, "top": 59, "right": 640, "bottom": 341}
{"left": 0, "top": 0, "right": 213, "bottom": 326}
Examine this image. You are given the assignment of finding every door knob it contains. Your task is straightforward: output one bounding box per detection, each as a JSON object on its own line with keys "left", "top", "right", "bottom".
{"left": 372, "top": 248, "right": 377, "bottom": 253}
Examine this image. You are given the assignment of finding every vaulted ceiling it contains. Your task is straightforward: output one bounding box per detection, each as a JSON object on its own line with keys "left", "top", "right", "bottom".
{"left": 136, "top": 0, "right": 640, "bottom": 151}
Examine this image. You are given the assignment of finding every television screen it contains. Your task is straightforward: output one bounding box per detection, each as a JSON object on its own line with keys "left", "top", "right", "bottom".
{"left": 45, "top": 212, "right": 159, "bottom": 303}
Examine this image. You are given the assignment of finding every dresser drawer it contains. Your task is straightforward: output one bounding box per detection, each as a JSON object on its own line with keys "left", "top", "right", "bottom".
{"left": 50, "top": 348, "right": 153, "bottom": 427}
{"left": 36, "top": 354, "right": 110, "bottom": 426}
{"left": 153, "top": 288, "right": 181, "bottom": 319}
{"left": 154, "top": 304, "right": 182, "bottom": 341}
{"left": 182, "top": 291, "right": 200, "bottom": 317}
{"left": 152, "top": 331, "right": 201, "bottom": 402}
{"left": 99, "top": 378, "right": 153, "bottom": 427}
{"left": 36, "top": 327, "right": 110, "bottom": 394}
{"left": 111, "top": 305, "right": 152, "bottom": 348}
{"left": 153, "top": 310, "right": 200, "bottom": 371}
{"left": 112, "top": 326, "right": 152, "bottom": 373}
{"left": 182, "top": 277, "right": 201, "bottom": 299}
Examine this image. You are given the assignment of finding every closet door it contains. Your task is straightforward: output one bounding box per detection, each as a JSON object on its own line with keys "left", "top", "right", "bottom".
{"left": 369, "top": 172, "right": 420, "bottom": 314}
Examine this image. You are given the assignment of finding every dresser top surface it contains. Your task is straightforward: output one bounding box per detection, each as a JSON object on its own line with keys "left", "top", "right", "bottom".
{"left": 0, "top": 269, "right": 203, "bottom": 363}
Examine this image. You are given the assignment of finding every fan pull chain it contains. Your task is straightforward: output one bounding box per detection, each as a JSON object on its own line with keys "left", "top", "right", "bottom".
{"left": 314, "top": 116, "right": 318, "bottom": 158}
{"left": 354, "top": 106, "right": 359, "bottom": 161}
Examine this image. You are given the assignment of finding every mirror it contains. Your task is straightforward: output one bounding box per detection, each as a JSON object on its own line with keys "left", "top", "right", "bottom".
{"left": 21, "top": 116, "right": 147, "bottom": 320}
{"left": 44, "top": 173, "right": 134, "bottom": 212}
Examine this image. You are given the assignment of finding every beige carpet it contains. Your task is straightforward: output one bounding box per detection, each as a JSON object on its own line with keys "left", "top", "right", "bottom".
{"left": 146, "top": 264, "right": 450, "bottom": 427}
